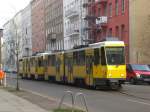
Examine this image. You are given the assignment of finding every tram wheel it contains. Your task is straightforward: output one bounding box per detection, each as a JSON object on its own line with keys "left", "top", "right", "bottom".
{"left": 110, "top": 82, "right": 122, "bottom": 90}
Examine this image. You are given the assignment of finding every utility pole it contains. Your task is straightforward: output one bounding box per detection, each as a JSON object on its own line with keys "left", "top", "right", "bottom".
{"left": 16, "top": 42, "right": 19, "bottom": 91}
{"left": 80, "top": 0, "right": 83, "bottom": 45}
{"left": 13, "top": 20, "right": 20, "bottom": 91}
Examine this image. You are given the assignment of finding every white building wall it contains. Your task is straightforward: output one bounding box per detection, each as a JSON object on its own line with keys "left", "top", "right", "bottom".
{"left": 63, "top": 0, "right": 88, "bottom": 50}
{"left": 3, "top": 20, "right": 16, "bottom": 71}
{"left": 21, "top": 4, "right": 32, "bottom": 57}
{"left": 3, "top": 11, "right": 23, "bottom": 71}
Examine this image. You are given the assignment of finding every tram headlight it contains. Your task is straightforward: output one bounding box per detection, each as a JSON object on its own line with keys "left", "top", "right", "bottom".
{"left": 136, "top": 73, "right": 141, "bottom": 78}
{"left": 121, "top": 74, "right": 124, "bottom": 77}
{"left": 108, "top": 74, "right": 112, "bottom": 77}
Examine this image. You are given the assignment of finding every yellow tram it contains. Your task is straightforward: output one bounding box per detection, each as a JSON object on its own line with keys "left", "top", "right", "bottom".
{"left": 19, "top": 41, "right": 126, "bottom": 89}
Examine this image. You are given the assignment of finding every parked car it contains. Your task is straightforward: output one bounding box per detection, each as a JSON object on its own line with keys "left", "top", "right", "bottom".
{"left": 126, "top": 64, "right": 150, "bottom": 84}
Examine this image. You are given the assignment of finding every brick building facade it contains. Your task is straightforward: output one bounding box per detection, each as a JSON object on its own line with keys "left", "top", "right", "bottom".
{"left": 85, "top": 0, "right": 129, "bottom": 62}
{"left": 31, "top": 0, "right": 45, "bottom": 54}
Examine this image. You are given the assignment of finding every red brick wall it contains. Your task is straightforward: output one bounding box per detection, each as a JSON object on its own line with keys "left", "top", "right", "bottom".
{"left": 31, "top": 0, "right": 45, "bottom": 54}
{"left": 94, "top": 0, "right": 129, "bottom": 62}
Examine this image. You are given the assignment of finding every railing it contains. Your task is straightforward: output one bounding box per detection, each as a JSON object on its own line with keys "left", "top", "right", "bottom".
{"left": 74, "top": 92, "right": 88, "bottom": 112}
{"left": 65, "top": 6, "right": 79, "bottom": 18}
{"left": 96, "top": 16, "right": 108, "bottom": 25}
{"left": 58, "top": 91, "right": 89, "bottom": 112}
{"left": 95, "top": 0, "right": 107, "bottom": 3}
{"left": 58, "top": 91, "right": 74, "bottom": 111}
{"left": 66, "top": 23, "right": 79, "bottom": 36}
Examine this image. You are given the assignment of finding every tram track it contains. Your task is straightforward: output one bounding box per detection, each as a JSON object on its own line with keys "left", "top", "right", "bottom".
{"left": 118, "top": 90, "right": 150, "bottom": 101}
{"left": 6, "top": 75, "right": 150, "bottom": 102}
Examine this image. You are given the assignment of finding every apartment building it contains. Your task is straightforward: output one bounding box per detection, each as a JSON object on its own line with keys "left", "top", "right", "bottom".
{"left": 64, "top": 0, "right": 89, "bottom": 50}
{"left": 45, "top": 0, "right": 64, "bottom": 51}
{"left": 21, "top": 4, "right": 32, "bottom": 57}
{"left": 31, "top": 0, "right": 45, "bottom": 54}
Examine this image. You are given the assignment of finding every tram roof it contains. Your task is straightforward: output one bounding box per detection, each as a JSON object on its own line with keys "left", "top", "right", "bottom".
{"left": 20, "top": 41, "right": 125, "bottom": 58}
{"left": 65, "top": 41, "right": 125, "bottom": 53}
{"left": 89, "top": 41, "right": 125, "bottom": 48}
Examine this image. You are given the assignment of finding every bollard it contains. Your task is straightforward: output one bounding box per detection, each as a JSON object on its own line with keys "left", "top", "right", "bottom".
{"left": 3, "top": 73, "right": 6, "bottom": 87}
{"left": 0, "top": 79, "right": 2, "bottom": 85}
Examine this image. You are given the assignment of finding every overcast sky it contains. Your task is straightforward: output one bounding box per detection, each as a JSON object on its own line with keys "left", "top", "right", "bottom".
{"left": 0, "top": 0, "right": 31, "bottom": 29}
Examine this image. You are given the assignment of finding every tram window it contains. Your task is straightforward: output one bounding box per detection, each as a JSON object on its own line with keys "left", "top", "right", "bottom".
{"left": 78, "top": 51, "right": 85, "bottom": 65}
{"left": 101, "top": 47, "right": 106, "bottom": 65}
{"left": 51, "top": 55, "right": 56, "bottom": 66}
{"left": 38, "top": 59, "right": 42, "bottom": 67}
{"left": 94, "top": 48, "right": 100, "bottom": 65}
{"left": 65, "top": 58, "right": 68, "bottom": 65}
{"left": 73, "top": 52, "right": 78, "bottom": 65}
{"left": 48, "top": 55, "right": 51, "bottom": 66}
{"left": 30, "top": 58, "right": 33, "bottom": 66}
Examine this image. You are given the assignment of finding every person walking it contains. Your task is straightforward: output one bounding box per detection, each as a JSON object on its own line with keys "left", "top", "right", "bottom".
{"left": 0, "top": 69, "right": 5, "bottom": 85}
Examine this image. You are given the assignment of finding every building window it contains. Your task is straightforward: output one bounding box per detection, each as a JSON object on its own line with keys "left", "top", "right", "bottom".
{"left": 121, "top": 0, "right": 125, "bottom": 14}
{"left": 104, "top": 4, "right": 107, "bottom": 16}
{"left": 115, "top": 26, "right": 119, "bottom": 38}
{"left": 121, "top": 25, "right": 125, "bottom": 40}
{"left": 98, "top": 7, "right": 101, "bottom": 17}
{"left": 115, "top": 0, "right": 119, "bottom": 16}
{"left": 108, "top": 28, "right": 112, "bottom": 37}
{"left": 109, "top": 3, "right": 112, "bottom": 17}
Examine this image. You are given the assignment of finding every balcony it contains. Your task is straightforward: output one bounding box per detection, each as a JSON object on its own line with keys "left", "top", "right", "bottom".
{"left": 65, "top": 6, "right": 79, "bottom": 18}
{"left": 96, "top": 16, "right": 108, "bottom": 27}
{"left": 47, "top": 33, "right": 57, "bottom": 40}
{"left": 83, "top": 0, "right": 96, "bottom": 8}
{"left": 83, "top": 3, "right": 89, "bottom": 8}
{"left": 84, "top": 15, "right": 97, "bottom": 20}
{"left": 66, "top": 24, "right": 79, "bottom": 36}
{"left": 95, "top": 0, "right": 107, "bottom": 4}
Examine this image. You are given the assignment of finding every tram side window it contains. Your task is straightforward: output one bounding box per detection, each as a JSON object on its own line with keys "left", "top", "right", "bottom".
{"left": 73, "top": 52, "right": 78, "bottom": 65}
{"left": 30, "top": 59, "right": 32, "bottom": 66}
{"left": 28, "top": 59, "right": 30, "bottom": 71}
{"left": 48, "top": 55, "right": 51, "bottom": 66}
{"left": 23, "top": 61, "right": 25, "bottom": 71}
{"left": 44, "top": 57, "right": 48, "bottom": 67}
{"left": 47, "top": 55, "right": 56, "bottom": 66}
{"left": 38, "top": 59, "right": 42, "bottom": 67}
{"left": 101, "top": 47, "right": 106, "bottom": 65}
{"left": 78, "top": 51, "right": 85, "bottom": 65}
{"left": 51, "top": 55, "right": 56, "bottom": 66}
{"left": 94, "top": 48, "right": 100, "bottom": 65}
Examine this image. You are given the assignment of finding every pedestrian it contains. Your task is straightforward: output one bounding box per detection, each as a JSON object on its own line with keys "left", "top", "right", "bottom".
{"left": 0, "top": 69, "right": 5, "bottom": 85}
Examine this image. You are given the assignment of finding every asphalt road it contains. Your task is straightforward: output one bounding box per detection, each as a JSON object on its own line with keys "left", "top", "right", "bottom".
{"left": 6, "top": 74, "right": 150, "bottom": 112}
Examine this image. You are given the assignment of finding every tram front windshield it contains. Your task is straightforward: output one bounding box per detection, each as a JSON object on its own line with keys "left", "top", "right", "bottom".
{"left": 105, "top": 47, "right": 125, "bottom": 65}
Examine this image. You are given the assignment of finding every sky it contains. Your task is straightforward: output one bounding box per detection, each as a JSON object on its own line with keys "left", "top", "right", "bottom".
{"left": 0, "top": 0, "right": 31, "bottom": 29}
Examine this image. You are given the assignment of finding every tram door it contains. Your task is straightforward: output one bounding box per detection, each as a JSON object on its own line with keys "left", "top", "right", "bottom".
{"left": 67, "top": 57, "right": 73, "bottom": 83}
{"left": 56, "top": 57, "right": 61, "bottom": 82}
{"left": 101, "top": 47, "right": 107, "bottom": 78}
{"left": 86, "top": 55, "right": 93, "bottom": 86}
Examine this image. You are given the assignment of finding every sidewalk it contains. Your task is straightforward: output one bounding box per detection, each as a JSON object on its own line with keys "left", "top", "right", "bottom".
{"left": 0, "top": 88, "right": 49, "bottom": 112}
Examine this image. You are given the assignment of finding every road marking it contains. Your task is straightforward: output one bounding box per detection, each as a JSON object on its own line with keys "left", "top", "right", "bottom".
{"left": 127, "top": 99, "right": 150, "bottom": 106}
